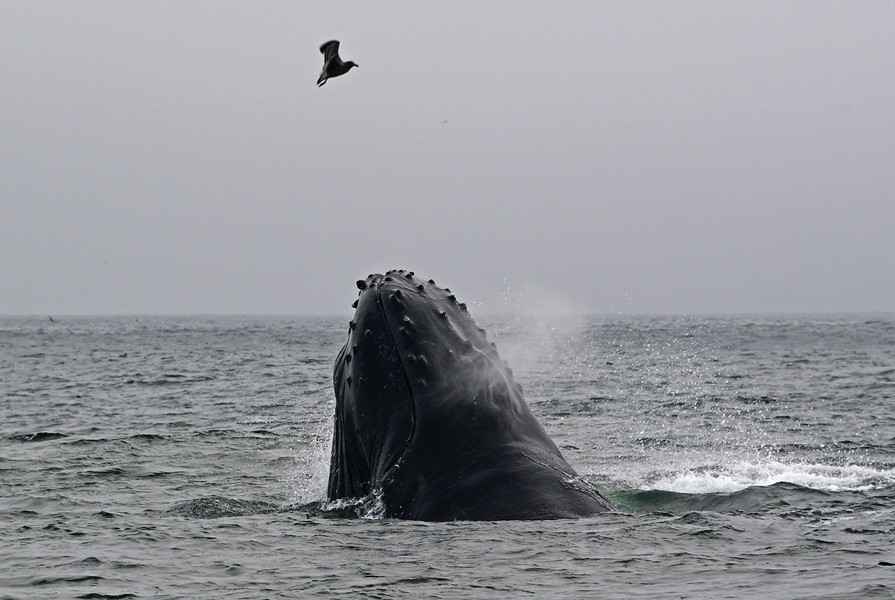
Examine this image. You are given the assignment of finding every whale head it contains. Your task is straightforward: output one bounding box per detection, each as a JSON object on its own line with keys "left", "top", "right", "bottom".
{"left": 327, "top": 269, "right": 613, "bottom": 520}
{"left": 328, "top": 269, "right": 522, "bottom": 498}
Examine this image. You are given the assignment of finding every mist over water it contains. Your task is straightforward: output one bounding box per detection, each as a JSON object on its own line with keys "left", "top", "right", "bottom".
{"left": 2, "top": 313, "right": 894, "bottom": 598}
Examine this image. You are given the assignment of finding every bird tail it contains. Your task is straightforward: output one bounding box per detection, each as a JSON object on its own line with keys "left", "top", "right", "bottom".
{"left": 317, "top": 73, "right": 327, "bottom": 87}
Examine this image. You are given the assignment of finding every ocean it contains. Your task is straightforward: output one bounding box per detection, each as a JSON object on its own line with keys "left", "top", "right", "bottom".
{"left": 2, "top": 314, "right": 894, "bottom": 599}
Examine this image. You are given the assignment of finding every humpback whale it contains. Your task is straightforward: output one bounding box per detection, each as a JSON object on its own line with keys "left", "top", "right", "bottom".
{"left": 328, "top": 269, "right": 614, "bottom": 521}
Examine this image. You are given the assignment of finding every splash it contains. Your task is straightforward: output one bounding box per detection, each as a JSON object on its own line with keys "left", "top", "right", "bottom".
{"left": 285, "top": 418, "right": 333, "bottom": 505}
{"left": 304, "top": 489, "right": 386, "bottom": 519}
{"left": 360, "top": 488, "right": 386, "bottom": 519}
{"left": 643, "top": 460, "right": 895, "bottom": 494}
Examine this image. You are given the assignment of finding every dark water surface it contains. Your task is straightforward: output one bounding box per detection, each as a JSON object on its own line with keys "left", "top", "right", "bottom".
{"left": 2, "top": 314, "right": 894, "bottom": 599}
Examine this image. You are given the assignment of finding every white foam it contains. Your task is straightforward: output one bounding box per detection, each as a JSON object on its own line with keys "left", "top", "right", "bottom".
{"left": 360, "top": 488, "right": 386, "bottom": 520}
{"left": 643, "top": 460, "right": 895, "bottom": 494}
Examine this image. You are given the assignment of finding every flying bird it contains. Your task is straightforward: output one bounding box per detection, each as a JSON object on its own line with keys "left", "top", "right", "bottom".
{"left": 317, "top": 40, "right": 358, "bottom": 87}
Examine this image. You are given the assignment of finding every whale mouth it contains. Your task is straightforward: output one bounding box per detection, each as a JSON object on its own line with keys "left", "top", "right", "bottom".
{"left": 355, "top": 275, "right": 419, "bottom": 483}
{"left": 328, "top": 272, "right": 420, "bottom": 501}
{"left": 329, "top": 269, "right": 499, "bottom": 502}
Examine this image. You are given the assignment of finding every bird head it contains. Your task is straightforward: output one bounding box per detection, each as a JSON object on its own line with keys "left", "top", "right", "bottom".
{"left": 346, "top": 61, "right": 359, "bottom": 70}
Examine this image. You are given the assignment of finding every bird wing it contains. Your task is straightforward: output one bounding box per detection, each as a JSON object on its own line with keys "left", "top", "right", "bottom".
{"left": 319, "top": 40, "right": 341, "bottom": 62}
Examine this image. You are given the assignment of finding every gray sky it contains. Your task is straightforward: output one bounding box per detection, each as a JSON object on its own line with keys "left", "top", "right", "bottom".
{"left": 2, "top": 1, "right": 893, "bottom": 315}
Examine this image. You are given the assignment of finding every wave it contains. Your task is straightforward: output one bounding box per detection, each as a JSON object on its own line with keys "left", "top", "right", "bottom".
{"left": 167, "top": 496, "right": 279, "bottom": 519}
{"left": 128, "top": 433, "right": 167, "bottom": 441}
{"left": 8, "top": 432, "right": 67, "bottom": 443}
{"left": 640, "top": 460, "right": 895, "bottom": 494}
{"left": 193, "top": 428, "right": 280, "bottom": 438}
{"left": 30, "top": 575, "right": 105, "bottom": 586}
{"left": 614, "top": 481, "right": 831, "bottom": 514}
{"left": 168, "top": 492, "right": 385, "bottom": 520}
{"left": 80, "top": 467, "right": 128, "bottom": 479}
{"left": 123, "top": 374, "right": 214, "bottom": 386}
{"left": 62, "top": 433, "right": 168, "bottom": 447}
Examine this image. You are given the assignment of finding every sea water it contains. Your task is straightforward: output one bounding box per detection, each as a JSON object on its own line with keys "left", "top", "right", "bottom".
{"left": 2, "top": 314, "right": 894, "bottom": 599}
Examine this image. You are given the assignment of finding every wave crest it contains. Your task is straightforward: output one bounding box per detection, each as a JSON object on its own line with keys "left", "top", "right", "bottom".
{"left": 643, "top": 460, "right": 894, "bottom": 494}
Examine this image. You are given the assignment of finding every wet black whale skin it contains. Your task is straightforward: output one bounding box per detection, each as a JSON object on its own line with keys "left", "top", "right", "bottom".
{"left": 328, "top": 269, "right": 614, "bottom": 521}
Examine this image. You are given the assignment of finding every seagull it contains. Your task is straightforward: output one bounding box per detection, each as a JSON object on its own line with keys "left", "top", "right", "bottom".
{"left": 317, "top": 40, "right": 358, "bottom": 87}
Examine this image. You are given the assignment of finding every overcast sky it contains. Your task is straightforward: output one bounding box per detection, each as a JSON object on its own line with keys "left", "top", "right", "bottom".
{"left": 2, "top": 2, "right": 893, "bottom": 315}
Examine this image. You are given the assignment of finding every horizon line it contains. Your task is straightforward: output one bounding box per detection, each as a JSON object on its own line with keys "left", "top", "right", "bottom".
{"left": 2, "top": 310, "right": 893, "bottom": 319}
